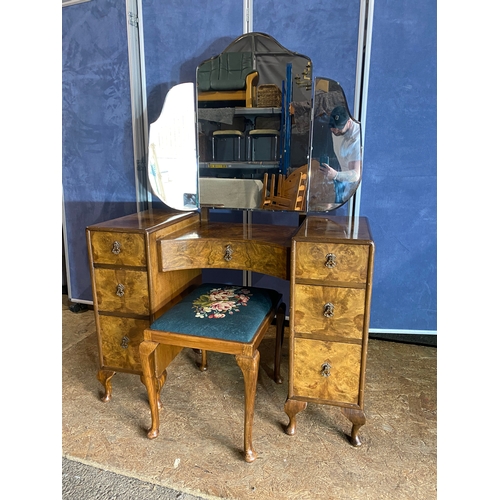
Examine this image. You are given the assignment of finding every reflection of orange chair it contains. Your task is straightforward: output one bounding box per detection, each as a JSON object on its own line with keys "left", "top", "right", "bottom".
{"left": 261, "top": 165, "right": 307, "bottom": 211}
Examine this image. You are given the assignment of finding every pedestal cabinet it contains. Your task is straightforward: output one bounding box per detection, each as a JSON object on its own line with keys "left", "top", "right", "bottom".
{"left": 86, "top": 210, "right": 202, "bottom": 401}
{"left": 284, "top": 216, "right": 375, "bottom": 446}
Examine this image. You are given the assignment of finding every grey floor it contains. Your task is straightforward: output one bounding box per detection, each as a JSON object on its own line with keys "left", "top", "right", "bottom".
{"left": 63, "top": 457, "right": 206, "bottom": 500}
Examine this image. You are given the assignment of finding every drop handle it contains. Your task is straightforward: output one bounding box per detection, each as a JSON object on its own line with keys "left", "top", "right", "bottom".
{"left": 325, "top": 253, "right": 337, "bottom": 268}
{"left": 321, "top": 363, "right": 331, "bottom": 377}
{"left": 111, "top": 241, "right": 121, "bottom": 255}
{"left": 323, "top": 302, "right": 335, "bottom": 318}
{"left": 120, "top": 336, "right": 130, "bottom": 349}
{"left": 116, "top": 283, "right": 125, "bottom": 297}
{"left": 224, "top": 244, "right": 233, "bottom": 262}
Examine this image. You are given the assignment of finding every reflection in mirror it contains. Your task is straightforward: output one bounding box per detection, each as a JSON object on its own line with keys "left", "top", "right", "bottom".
{"left": 148, "top": 83, "right": 198, "bottom": 211}
{"left": 307, "top": 77, "right": 362, "bottom": 211}
{"left": 196, "top": 32, "right": 312, "bottom": 211}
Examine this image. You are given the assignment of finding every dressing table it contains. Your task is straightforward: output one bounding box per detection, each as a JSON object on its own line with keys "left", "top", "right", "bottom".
{"left": 87, "top": 32, "right": 374, "bottom": 445}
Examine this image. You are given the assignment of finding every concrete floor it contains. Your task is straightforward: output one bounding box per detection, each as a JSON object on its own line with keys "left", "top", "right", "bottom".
{"left": 62, "top": 296, "right": 436, "bottom": 499}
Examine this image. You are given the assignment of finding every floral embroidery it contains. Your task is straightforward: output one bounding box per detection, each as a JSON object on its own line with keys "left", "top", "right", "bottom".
{"left": 192, "top": 286, "right": 252, "bottom": 319}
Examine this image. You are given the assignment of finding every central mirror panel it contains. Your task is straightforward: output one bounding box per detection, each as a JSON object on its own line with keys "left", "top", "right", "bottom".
{"left": 147, "top": 33, "right": 363, "bottom": 214}
{"left": 196, "top": 32, "right": 312, "bottom": 211}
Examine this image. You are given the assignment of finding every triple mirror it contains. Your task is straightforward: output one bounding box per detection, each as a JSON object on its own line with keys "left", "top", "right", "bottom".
{"left": 148, "top": 32, "right": 362, "bottom": 213}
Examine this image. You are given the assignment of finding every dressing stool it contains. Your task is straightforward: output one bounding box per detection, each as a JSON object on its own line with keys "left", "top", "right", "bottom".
{"left": 139, "top": 283, "right": 286, "bottom": 463}
{"left": 211, "top": 130, "right": 245, "bottom": 161}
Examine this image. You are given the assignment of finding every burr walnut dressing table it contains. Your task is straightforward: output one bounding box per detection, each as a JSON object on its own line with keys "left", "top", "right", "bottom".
{"left": 86, "top": 32, "right": 374, "bottom": 446}
{"left": 87, "top": 210, "right": 374, "bottom": 445}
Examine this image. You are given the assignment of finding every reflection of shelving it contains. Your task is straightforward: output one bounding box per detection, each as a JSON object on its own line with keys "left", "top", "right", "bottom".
{"left": 199, "top": 161, "right": 279, "bottom": 180}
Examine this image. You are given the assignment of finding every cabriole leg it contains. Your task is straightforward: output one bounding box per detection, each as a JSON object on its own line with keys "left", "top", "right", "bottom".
{"left": 235, "top": 350, "right": 260, "bottom": 463}
{"left": 284, "top": 398, "right": 307, "bottom": 436}
{"left": 139, "top": 341, "right": 161, "bottom": 439}
{"left": 97, "top": 369, "right": 115, "bottom": 402}
{"left": 341, "top": 407, "right": 366, "bottom": 447}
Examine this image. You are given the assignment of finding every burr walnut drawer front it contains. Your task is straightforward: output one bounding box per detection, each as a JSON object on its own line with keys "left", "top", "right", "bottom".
{"left": 94, "top": 268, "right": 149, "bottom": 315}
{"left": 292, "top": 338, "right": 362, "bottom": 405}
{"left": 160, "top": 239, "right": 288, "bottom": 279}
{"left": 293, "top": 284, "right": 365, "bottom": 340}
{"left": 90, "top": 231, "right": 146, "bottom": 266}
{"left": 99, "top": 315, "right": 150, "bottom": 372}
{"left": 294, "top": 242, "right": 369, "bottom": 284}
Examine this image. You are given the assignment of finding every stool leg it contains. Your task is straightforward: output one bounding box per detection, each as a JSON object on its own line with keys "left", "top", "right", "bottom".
{"left": 139, "top": 340, "right": 161, "bottom": 439}
{"left": 274, "top": 302, "right": 286, "bottom": 384}
{"left": 235, "top": 350, "right": 260, "bottom": 463}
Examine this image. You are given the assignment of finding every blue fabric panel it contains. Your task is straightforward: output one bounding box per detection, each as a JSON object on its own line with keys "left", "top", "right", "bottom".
{"left": 253, "top": 0, "right": 360, "bottom": 111}
{"left": 142, "top": 0, "right": 243, "bottom": 124}
{"left": 62, "top": 0, "right": 138, "bottom": 301}
{"left": 360, "top": 0, "right": 437, "bottom": 330}
{"left": 150, "top": 284, "right": 281, "bottom": 343}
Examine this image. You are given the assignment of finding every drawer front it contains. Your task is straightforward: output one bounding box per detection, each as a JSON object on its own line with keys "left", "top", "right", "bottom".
{"left": 161, "top": 239, "right": 288, "bottom": 279}
{"left": 90, "top": 231, "right": 146, "bottom": 266}
{"left": 294, "top": 242, "right": 369, "bottom": 284}
{"left": 99, "top": 315, "right": 150, "bottom": 372}
{"left": 94, "top": 268, "right": 149, "bottom": 315}
{"left": 292, "top": 338, "right": 361, "bottom": 404}
{"left": 293, "top": 284, "right": 365, "bottom": 340}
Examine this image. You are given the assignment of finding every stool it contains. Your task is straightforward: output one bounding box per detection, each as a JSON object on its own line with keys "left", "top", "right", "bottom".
{"left": 139, "top": 283, "right": 286, "bottom": 463}
{"left": 247, "top": 129, "right": 280, "bottom": 161}
{"left": 211, "top": 130, "right": 244, "bottom": 161}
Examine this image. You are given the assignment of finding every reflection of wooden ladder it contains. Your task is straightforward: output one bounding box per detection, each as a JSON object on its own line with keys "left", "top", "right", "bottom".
{"left": 261, "top": 165, "right": 307, "bottom": 211}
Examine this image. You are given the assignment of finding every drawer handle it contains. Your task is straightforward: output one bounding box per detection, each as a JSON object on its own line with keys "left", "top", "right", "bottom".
{"left": 321, "top": 362, "right": 331, "bottom": 377}
{"left": 111, "top": 241, "right": 121, "bottom": 255}
{"left": 224, "top": 244, "right": 233, "bottom": 262}
{"left": 116, "top": 283, "right": 125, "bottom": 297}
{"left": 325, "top": 253, "right": 337, "bottom": 268}
{"left": 323, "top": 302, "right": 335, "bottom": 318}
{"left": 120, "top": 336, "right": 130, "bottom": 349}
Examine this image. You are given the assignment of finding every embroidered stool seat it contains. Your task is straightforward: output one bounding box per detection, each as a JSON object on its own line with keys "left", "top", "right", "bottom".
{"left": 139, "top": 283, "right": 286, "bottom": 463}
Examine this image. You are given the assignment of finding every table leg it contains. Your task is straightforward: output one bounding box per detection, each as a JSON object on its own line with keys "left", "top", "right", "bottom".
{"left": 284, "top": 398, "right": 307, "bottom": 436}
{"left": 236, "top": 350, "right": 260, "bottom": 463}
{"left": 341, "top": 407, "right": 366, "bottom": 447}
{"left": 97, "top": 369, "right": 115, "bottom": 402}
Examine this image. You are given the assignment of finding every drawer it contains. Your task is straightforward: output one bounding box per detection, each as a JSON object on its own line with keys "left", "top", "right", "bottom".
{"left": 292, "top": 338, "right": 361, "bottom": 404}
{"left": 99, "top": 315, "right": 150, "bottom": 372}
{"left": 160, "top": 239, "right": 288, "bottom": 279}
{"left": 294, "top": 242, "right": 369, "bottom": 284}
{"left": 294, "top": 284, "right": 365, "bottom": 340}
{"left": 94, "top": 268, "right": 149, "bottom": 315}
{"left": 90, "top": 231, "right": 146, "bottom": 266}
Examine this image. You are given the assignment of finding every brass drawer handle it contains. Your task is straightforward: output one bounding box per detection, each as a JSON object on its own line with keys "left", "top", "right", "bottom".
{"left": 323, "top": 302, "right": 335, "bottom": 318}
{"left": 224, "top": 244, "right": 233, "bottom": 262}
{"left": 321, "top": 362, "right": 331, "bottom": 377}
{"left": 120, "top": 336, "right": 129, "bottom": 349}
{"left": 111, "top": 241, "right": 121, "bottom": 255}
{"left": 325, "top": 253, "right": 337, "bottom": 268}
{"left": 116, "top": 283, "right": 125, "bottom": 297}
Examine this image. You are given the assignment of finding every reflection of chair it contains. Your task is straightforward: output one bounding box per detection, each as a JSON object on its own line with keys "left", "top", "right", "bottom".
{"left": 261, "top": 164, "right": 308, "bottom": 211}
{"left": 211, "top": 130, "right": 244, "bottom": 161}
{"left": 197, "top": 52, "right": 258, "bottom": 107}
{"left": 247, "top": 116, "right": 280, "bottom": 161}
{"left": 139, "top": 283, "right": 286, "bottom": 463}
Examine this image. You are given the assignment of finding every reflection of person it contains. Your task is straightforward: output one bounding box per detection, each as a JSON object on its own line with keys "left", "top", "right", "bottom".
{"left": 319, "top": 105, "right": 361, "bottom": 202}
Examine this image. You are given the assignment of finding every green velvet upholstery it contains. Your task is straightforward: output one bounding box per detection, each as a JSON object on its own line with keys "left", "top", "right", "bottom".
{"left": 150, "top": 283, "right": 282, "bottom": 343}
{"left": 197, "top": 52, "right": 254, "bottom": 92}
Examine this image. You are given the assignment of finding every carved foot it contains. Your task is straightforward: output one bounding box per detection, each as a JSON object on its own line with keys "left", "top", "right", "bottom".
{"left": 236, "top": 350, "right": 260, "bottom": 462}
{"left": 341, "top": 407, "right": 366, "bottom": 446}
{"left": 97, "top": 370, "right": 115, "bottom": 402}
{"left": 284, "top": 398, "right": 307, "bottom": 436}
{"left": 274, "top": 302, "right": 286, "bottom": 384}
